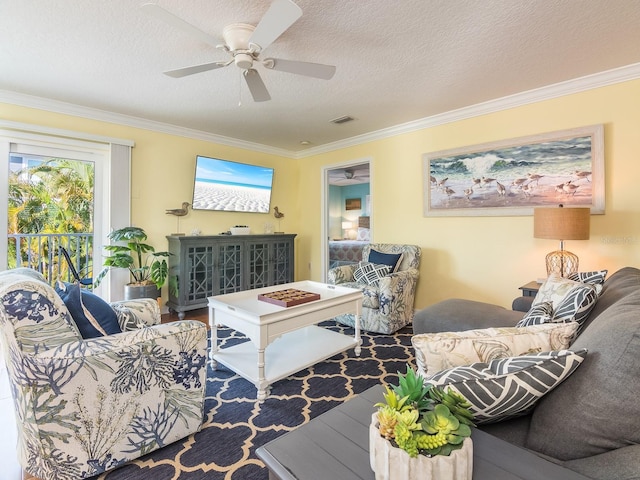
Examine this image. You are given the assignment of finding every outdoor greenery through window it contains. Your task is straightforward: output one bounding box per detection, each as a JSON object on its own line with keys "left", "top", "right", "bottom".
{"left": 8, "top": 153, "right": 95, "bottom": 284}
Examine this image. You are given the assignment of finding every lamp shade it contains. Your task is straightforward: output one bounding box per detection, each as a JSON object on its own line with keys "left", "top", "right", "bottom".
{"left": 341, "top": 221, "right": 353, "bottom": 230}
{"left": 533, "top": 207, "right": 590, "bottom": 240}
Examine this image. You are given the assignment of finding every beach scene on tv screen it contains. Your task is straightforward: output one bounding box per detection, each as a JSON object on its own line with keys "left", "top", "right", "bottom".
{"left": 192, "top": 156, "right": 273, "bottom": 213}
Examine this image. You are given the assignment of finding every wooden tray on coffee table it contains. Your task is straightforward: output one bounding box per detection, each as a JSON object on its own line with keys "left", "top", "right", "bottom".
{"left": 258, "top": 288, "right": 321, "bottom": 307}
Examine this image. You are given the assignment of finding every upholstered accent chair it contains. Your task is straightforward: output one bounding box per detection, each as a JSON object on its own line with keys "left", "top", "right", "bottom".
{"left": 328, "top": 243, "right": 421, "bottom": 334}
{"left": 0, "top": 268, "right": 208, "bottom": 480}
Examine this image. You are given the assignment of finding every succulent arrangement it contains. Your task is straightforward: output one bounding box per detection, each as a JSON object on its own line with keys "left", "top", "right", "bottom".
{"left": 374, "top": 366, "right": 474, "bottom": 457}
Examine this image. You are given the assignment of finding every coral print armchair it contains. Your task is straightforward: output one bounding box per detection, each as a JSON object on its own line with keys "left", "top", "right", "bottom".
{"left": 0, "top": 268, "right": 208, "bottom": 480}
{"left": 328, "top": 243, "right": 421, "bottom": 334}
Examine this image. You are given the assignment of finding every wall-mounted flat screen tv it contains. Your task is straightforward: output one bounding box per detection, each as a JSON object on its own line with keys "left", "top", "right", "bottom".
{"left": 192, "top": 155, "right": 274, "bottom": 213}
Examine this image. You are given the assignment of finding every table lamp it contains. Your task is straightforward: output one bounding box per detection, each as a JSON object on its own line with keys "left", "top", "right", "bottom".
{"left": 341, "top": 221, "right": 353, "bottom": 239}
{"left": 533, "top": 205, "right": 590, "bottom": 277}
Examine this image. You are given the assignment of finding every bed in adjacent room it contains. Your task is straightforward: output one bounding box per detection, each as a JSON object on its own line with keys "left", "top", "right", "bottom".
{"left": 328, "top": 217, "right": 370, "bottom": 268}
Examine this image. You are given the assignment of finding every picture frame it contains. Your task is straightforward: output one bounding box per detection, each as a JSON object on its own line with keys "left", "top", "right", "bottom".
{"left": 345, "top": 198, "right": 361, "bottom": 210}
{"left": 423, "top": 124, "right": 604, "bottom": 217}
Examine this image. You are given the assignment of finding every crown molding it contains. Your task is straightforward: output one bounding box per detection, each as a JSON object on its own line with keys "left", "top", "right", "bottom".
{"left": 2, "top": 62, "right": 640, "bottom": 160}
{"left": 0, "top": 90, "right": 295, "bottom": 158}
{"left": 296, "top": 62, "right": 640, "bottom": 158}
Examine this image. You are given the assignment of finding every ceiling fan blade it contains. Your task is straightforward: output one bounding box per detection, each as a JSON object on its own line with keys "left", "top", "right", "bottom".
{"left": 243, "top": 69, "right": 271, "bottom": 102}
{"left": 249, "top": 0, "right": 302, "bottom": 51}
{"left": 141, "top": 3, "right": 219, "bottom": 48}
{"left": 164, "top": 62, "right": 228, "bottom": 78}
{"left": 263, "top": 58, "right": 336, "bottom": 80}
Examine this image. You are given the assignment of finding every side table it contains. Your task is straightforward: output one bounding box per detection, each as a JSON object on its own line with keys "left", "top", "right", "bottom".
{"left": 519, "top": 281, "right": 541, "bottom": 297}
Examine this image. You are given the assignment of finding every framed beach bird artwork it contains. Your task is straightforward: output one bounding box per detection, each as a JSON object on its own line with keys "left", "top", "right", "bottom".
{"left": 423, "top": 124, "right": 604, "bottom": 216}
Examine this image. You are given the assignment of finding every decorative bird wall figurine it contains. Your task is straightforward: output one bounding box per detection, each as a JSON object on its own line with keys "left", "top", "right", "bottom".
{"left": 273, "top": 206, "right": 284, "bottom": 233}
{"left": 166, "top": 202, "right": 190, "bottom": 216}
{"left": 166, "top": 202, "right": 190, "bottom": 235}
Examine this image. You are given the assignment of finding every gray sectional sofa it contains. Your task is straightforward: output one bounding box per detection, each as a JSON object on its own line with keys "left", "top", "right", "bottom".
{"left": 412, "top": 267, "right": 640, "bottom": 480}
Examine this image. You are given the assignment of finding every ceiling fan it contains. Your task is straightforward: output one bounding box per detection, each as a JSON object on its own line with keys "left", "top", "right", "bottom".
{"left": 141, "top": 0, "right": 336, "bottom": 102}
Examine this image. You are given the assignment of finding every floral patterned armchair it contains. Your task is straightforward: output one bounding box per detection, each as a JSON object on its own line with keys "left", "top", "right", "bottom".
{"left": 0, "top": 268, "right": 208, "bottom": 480}
{"left": 328, "top": 243, "right": 421, "bottom": 334}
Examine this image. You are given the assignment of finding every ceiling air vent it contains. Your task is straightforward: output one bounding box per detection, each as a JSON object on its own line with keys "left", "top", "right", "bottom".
{"left": 330, "top": 115, "right": 355, "bottom": 125}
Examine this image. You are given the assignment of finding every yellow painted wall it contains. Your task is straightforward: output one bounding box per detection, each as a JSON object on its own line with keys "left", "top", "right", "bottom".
{"left": 1, "top": 103, "right": 301, "bottom": 293}
{"left": 3, "top": 77, "right": 640, "bottom": 312}
{"left": 298, "top": 79, "right": 640, "bottom": 310}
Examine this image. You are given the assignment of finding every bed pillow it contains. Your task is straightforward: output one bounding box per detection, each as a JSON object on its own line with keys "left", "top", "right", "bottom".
{"left": 532, "top": 274, "right": 598, "bottom": 328}
{"left": 356, "top": 227, "right": 370, "bottom": 241}
{"left": 412, "top": 322, "right": 578, "bottom": 377}
{"left": 367, "top": 249, "right": 402, "bottom": 273}
{"left": 426, "top": 349, "right": 588, "bottom": 424}
{"left": 353, "top": 261, "right": 391, "bottom": 287}
{"left": 515, "top": 301, "right": 554, "bottom": 327}
{"left": 55, "top": 281, "right": 121, "bottom": 339}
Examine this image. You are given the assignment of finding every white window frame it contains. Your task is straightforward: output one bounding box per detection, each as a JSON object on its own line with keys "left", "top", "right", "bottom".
{"left": 0, "top": 120, "right": 133, "bottom": 300}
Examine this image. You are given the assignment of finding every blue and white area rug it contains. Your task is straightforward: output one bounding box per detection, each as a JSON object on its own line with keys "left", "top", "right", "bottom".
{"left": 101, "top": 322, "right": 414, "bottom": 480}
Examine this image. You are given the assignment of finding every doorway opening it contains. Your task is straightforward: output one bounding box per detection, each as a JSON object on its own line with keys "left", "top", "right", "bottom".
{"left": 321, "top": 159, "right": 372, "bottom": 281}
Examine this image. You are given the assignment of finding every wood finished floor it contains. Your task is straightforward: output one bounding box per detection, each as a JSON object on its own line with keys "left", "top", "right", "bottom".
{"left": 1, "top": 308, "right": 210, "bottom": 480}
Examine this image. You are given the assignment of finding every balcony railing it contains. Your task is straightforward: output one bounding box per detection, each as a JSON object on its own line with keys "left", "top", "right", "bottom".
{"left": 8, "top": 233, "right": 94, "bottom": 285}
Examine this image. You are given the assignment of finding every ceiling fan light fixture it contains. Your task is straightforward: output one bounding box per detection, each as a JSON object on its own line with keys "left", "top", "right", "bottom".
{"left": 234, "top": 53, "right": 254, "bottom": 69}
{"left": 222, "top": 23, "right": 255, "bottom": 51}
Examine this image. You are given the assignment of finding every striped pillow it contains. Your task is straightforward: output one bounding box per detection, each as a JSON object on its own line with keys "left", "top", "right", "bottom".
{"left": 353, "top": 262, "right": 391, "bottom": 287}
{"left": 426, "top": 349, "right": 587, "bottom": 424}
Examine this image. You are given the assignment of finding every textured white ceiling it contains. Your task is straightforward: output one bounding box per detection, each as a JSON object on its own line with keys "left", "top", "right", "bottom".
{"left": 2, "top": 0, "right": 640, "bottom": 153}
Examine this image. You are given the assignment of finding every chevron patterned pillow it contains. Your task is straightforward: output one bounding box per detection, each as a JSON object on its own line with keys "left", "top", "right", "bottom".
{"left": 567, "top": 269, "right": 608, "bottom": 295}
{"left": 533, "top": 274, "right": 598, "bottom": 328}
{"left": 515, "top": 301, "right": 555, "bottom": 327}
{"left": 426, "top": 349, "right": 587, "bottom": 424}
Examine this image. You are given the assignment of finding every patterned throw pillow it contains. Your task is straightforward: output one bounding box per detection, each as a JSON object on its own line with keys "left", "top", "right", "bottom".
{"left": 552, "top": 284, "right": 598, "bottom": 327}
{"left": 532, "top": 274, "right": 598, "bottom": 327}
{"left": 356, "top": 227, "right": 370, "bottom": 241}
{"left": 426, "top": 349, "right": 588, "bottom": 424}
{"left": 567, "top": 269, "right": 608, "bottom": 295}
{"left": 412, "top": 322, "right": 578, "bottom": 377}
{"left": 353, "top": 262, "right": 391, "bottom": 287}
{"left": 515, "top": 301, "right": 554, "bottom": 327}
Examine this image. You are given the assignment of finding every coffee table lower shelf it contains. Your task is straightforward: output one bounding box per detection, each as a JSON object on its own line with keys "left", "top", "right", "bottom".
{"left": 214, "top": 325, "right": 358, "bottom": 395}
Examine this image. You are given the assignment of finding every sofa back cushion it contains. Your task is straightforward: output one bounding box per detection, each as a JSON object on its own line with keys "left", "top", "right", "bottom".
{"left": 525, "top": 267, "right": 640, "bottom": 460}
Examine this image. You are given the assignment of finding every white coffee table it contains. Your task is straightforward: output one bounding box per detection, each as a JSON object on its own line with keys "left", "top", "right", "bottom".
{"left": 208, "top": 280, "right": 363, "bottom": 401}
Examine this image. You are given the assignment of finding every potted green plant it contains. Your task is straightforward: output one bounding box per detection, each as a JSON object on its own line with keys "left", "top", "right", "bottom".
{"left": 94, "top": 226, "right": 171, "bottom": 300}
{"left": 370, "top": 366, "right": 475, "bottom": 480}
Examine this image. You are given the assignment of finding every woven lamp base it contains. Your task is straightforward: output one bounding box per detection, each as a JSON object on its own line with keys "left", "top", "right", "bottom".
{"left": 545, "top": 250, "right": 579, "bottom": 277}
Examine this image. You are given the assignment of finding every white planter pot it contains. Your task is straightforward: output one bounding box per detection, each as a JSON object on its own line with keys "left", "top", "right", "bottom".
{"left": 369, "top": 413, "right": 473, "bottom": 480}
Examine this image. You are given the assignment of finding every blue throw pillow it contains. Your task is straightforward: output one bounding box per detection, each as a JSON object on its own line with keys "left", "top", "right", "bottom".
{"left": 55, "top": 282, "right": 121, "bottom": 339}
{"left": 367, "top": 249, "right": 403, "bottom": 273}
